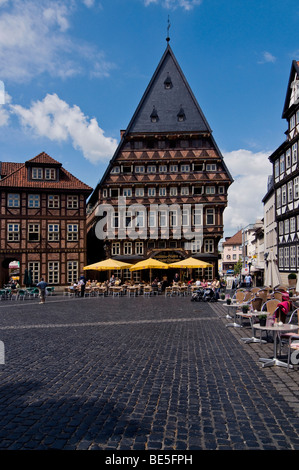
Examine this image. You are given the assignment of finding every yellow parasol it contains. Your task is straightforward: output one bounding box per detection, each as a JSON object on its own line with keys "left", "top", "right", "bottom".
{"left": 168, "top": 257, "right": 213, "bottom": 269}
{"left": 129, "top": 258, "right": 169, "bottom": 282}
{"left": 83, "top": 258, "right": 132, "bottom": 271}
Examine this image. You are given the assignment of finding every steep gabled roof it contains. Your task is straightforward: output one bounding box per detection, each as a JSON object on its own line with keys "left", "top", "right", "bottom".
{"left": 124, "top": 44, "right": 212, "bottom": 136}
{"left": 0, "top": 152, "right": 92, "bottom": 193}
{"left": 282, "top": 60, "right": 299, "bottom": 119}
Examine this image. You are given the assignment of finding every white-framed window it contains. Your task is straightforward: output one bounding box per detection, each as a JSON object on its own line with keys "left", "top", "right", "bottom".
{"left": 28, "top": 261, "right": 40, "bottom": 285}
{"left": 181, "top": 186, "right": 189, "bottom": 195}
{"left": 32, "top": 167, "right": 43, "bottom": 179}
{"left": 7, "top": 193, "right": 20, "bottom": 207}
{"left": 159, "top": 210, "right": 168, "bottom": 227}
{"left": 48, "top": 261, "right": 59, "bottom": 284}
{"left": 48, "top": 195, "right": 60, "bottom": 208}
{"left": 206, "top": 164, "right": 217, "bottom": 171}
{"left": 288, "top": 181, "right": 293, "bottom": 202}
{"left": 136, "top": 211, "right": 145, "bottom": 228}
{"left": 148, "top": 210, "right": 157, "bottom": 228}
{"left": 67, "top": 261, "right": 78, "bottom": 284}
{"left": 282, "top": 185, "right": 287, "bottom": 205}
{"left": 206, "top": 208, "right": 215, "bottom": 225}
{"left": 112, "top": 211, "right": 118, "bottom": 228}
{"left": 135, "top": 166, "right": 145, "bottom": 173}
{"left": 218, "top": 186, "right": 225, "bottom": 194}
{"left": 279, "top": 247, "right": 284, "bottom": 268}
{"left": 135, "top": 187, "right": 144, "bottom": 197}
{"left": 28, "top": 223, "right": 40, "bottom": 242}
{"left": 206, "top": 186, "right": 215, "bottom": 194}
{"left": 123, "top": 188, "right": 132, "bottom": 197}
{"left": 170, "top": 187, "right": 178, "bottom": 196}
{"left": 294, "top": 177, "right": 299, "bottom": 199}
{"left": 28, "top": 194, "right": 40, "bottom": 208}
{"left": 7, "top": 223, "right": 20, "bottom": 241}
{"left": 290, "top": 114, "right": 296, "bottom": 130}
{"left": 190, "top": 239, "right": 202, "bottom": 253}
{"left": 284, "top": 246, "right": 289, "bottom": 267}
{"left": 111, "top": 166, "right": 120, "bottom": 173}
{"left": 292, "top": 143, "right": 298, "bottom": 164}
{"left": 284, "top": 219, "right": 289, "bottom": 234}
{"left": 182, "top": 208, "right": 189, "bottom": 226}
{"left": 276, "top": 187, "right": 281, "bottom": 208}
{"left": 290, "top": 217, "right": 296, "bottom": 233}
{"left": 124, "top": 241, "right": 132, "bottom": 255}
{"left": 204, "top": 239, "right": 214, "bottom": 253}
{"left": 279, "top": 221, "right": 283, "bottom": 235}
{"left": 147, "top": 166, "right": 156, "bottom": 173}
{"left": 280, "top": 155, "right": 285, "bottom": 174}
{"left": 181, "top": 164, "right": 190, "bottom": 172}
{"left": 193, "top": 208, "right": 202, "bottom": 226}
{"left": 148, "top": 187, "right": 156, "bottom": 197}
{"left": 159, "top": 165, "right": 167, "bottom": 172}
{"left": 48, "top": 224, "right": 59, "bottom": 241}
{"left": 274, "top": 160, "right": 279, "bottom": 178}
{"left": 111, "top": 242, "right": 120, "bottom": 255}
{"left": 45, "top": 168, "right": 56, "bottom": 180}
{"left": 67, "top": 224, "right": 78, "bottom": 241}
{"left": 170, "top": 210, "right": 177, "bottom": 227}
{"left": 135, "top": 241, "right": 144, "bottom": 255}
{"left": 159, "top": 187, "right": 167, "bottom": 197}
{"left": 170, "top": 164, "right": 178, "bottom": 172}
{"left": 67, "top": 195, "right": 79, "bottom": 209}
{"left": 290, "top": 246, "right": 296, "bottom": 267}
{"left": 286, "top": 149, "right": 291, "bottom": 168}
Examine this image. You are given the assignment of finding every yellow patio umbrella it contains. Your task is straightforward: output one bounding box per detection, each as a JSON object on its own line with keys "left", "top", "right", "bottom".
{"left": 83, "top": 258, "right": 132, "bottom": 271}
{"left": 129, "top": 258, "right": 169, "bottom": 282}
{"left": 168, "top": 257, "right": 213, "bottom": 269}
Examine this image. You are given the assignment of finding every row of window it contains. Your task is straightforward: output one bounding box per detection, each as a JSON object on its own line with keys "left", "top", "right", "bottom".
{"left": 274, "top": 142, "right": 298, "bottom": 177}
{"left": 111, "top": 163, "right": 217, "bottom": 174}
{"left": 7, "top": 224, "right": 78, "bottom": 242}
{"left": 29, "top": 260, "right": 78, "bottom": 285}
{"left": 276, "top": 176, "right": 299, "bottom": 207}
{"left": 7, "top": 194, "right": 79, "bottom": 209}
{"left": 104, "top": 185, "right": 225, "bottom": 199}
{"left": 279, "top": 245, "right": 299, "bottom": 269}
{"left": 110, "top": 208, "right": 215, "bottom": 228}
{"left": 122, "top": 138, "right": 209, "bottom": 150}
{"left": 110, "top": 239, "right": 215, "bottom": 256}
{"left": 30, "top": 167, "right": 58, "bottom": 181}
{"left": 278, "top": 215, "right": 299, "bottom": 236}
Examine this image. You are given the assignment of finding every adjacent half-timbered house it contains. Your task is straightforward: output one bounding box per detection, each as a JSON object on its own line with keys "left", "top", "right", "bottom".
{"left": 269, "top": 60, "right": 299, "bottom": 283}
{"left": 0, "top": 152, "right": 92, "bottom": 287}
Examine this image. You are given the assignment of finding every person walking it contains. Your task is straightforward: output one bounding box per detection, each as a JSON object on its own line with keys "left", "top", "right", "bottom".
{"left": 37, "top": 278, "right": 48, "bottom": 304}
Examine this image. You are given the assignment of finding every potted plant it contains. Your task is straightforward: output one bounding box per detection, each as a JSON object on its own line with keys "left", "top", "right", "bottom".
{"left": 220, "top": 293, "right": 225, "bottom": 300}
{"left": 258, "top": 314, "right": 267, "bottom": 326}
{"left": 242, "top": 304, "right": 250, "bottom": 313}
{"left": 288, "top": 273, "right": 297, "bottom": 287}
{"left": 226, "top": 298, "right": 231, "bottom": 305}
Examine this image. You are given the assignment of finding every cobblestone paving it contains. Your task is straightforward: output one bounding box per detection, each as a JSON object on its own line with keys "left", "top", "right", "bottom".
{"left": 0, "top": 294, "right": 298, "bottom": 450}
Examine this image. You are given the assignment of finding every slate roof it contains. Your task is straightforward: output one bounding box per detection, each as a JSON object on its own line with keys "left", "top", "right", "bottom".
{"left": 0, "top": 152, "right": 92, "bottom": 193}
{"left": 125, "top": 44, "right": 212, "bottom": 135}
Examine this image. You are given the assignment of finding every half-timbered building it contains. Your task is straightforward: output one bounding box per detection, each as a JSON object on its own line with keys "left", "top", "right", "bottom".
{"left": 87, "top": 43, "right": 233, "bottom": 281}
{"left": 0, "top": 152, "right": 92, "bottom": 287}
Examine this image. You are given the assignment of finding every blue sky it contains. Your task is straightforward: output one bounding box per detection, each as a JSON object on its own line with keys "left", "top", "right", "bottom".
{"left": 0, "top": 0, "right": 299, "bottom": 239}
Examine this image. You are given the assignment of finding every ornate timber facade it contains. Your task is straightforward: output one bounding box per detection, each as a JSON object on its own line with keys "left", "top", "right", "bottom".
{"left": 87, "top": 44, "right": 233, "bottom": 280}
{"left": 0, "top": 152, "right": 92, "bottom": 286}
{"left": 269, "top": 60, "right": 299, "bottom": 282}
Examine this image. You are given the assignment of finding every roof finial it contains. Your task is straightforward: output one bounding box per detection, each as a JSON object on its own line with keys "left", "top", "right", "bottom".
{"left": 166, "top": 15, "right": 171, "bottom": 43}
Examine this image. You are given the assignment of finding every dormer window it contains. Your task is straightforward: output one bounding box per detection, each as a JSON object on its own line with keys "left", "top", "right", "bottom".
{"left": 289, "top": 77, "right": 299, "bottom": 107}
{"left": 31, "top": 167, "right": 57, "bottom": 180}
{"left": 32, "top": 167, "right": 43, "bottom": 179}
{"left": 164, "top": 74, "right": 173, "bottom": 89}
{"left": 177, "top": 106, "right": 186, "bottom": 122}
{"left": 150, "top": 106, "right": 159, "bottom": 123}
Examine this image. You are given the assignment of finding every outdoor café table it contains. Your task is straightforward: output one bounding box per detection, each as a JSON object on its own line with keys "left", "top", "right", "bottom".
{"left": 239, "top": 311, "right": 271, "bottom": 344}
{"left": 225, "top": 303, "right": 249, "bottom": 328}
{"left": 253, "top": 323, "right": 299, "bottom": 368}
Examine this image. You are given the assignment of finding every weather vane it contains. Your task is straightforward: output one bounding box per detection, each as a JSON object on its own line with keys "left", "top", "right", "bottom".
{"left": 166, "top": 15, "right": 171, "bottom": 42}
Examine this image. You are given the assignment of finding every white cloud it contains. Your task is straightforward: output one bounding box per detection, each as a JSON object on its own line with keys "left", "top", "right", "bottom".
{"left": 222, "top": 149, "right": 272, "bottom": 237}
{"left": 0, "top": 0, "right": 113, "bottom": 82}
{"left": 258, "top": 51, "right": 277, "bottom": 64}
{"left": 144, "top": 0, "right": 202, "bottom": 10}
{"left": 11, "top": 93, "right": 118, "bottom": 164}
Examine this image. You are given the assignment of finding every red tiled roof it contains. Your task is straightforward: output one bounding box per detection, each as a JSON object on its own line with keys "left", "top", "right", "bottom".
{"left": 0, "top": 152, "right": 92, "bottom": 193}
{"left": 222, "top": 229, "right": 243, "bottom": 246}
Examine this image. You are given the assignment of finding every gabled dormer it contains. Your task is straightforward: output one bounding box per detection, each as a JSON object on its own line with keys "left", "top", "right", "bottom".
{"left": 25, "top": 152, "right": 62, "bottom": 182}
{"left": 282, "top": 60, "right": 299, "bottom": 141}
